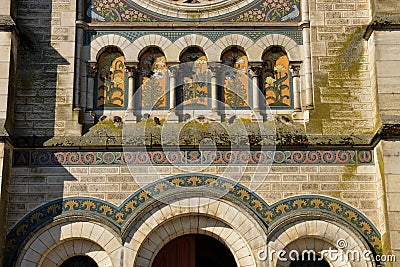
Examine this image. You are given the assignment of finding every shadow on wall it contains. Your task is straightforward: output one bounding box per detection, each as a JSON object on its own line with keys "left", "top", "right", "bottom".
{"left": 12, "top": 0, "right": 69, "bottom": 146}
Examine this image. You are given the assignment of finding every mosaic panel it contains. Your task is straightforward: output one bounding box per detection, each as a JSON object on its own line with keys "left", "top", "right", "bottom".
{"left": 13, "top": 149, "right": 374, "bottom": 166}
{"left": 85, "top": 0, "right": 301, "bottom": 22}
{"left": 263, "top": 47, "right": 292, "bottom": 107}
{"left": 179, "top": 48, "right": 209, "bottom": 107}
{"left": 221, "top": 49, "right": 250, "bottom": 108}
{"left": 4, "top": 174, "right": 381, "bottom": 266}
{"left": 139, "top": 48, "right": 168, "bottom": 108}
{"left": 96, "top": 49, "right": 126, "bottom": 108}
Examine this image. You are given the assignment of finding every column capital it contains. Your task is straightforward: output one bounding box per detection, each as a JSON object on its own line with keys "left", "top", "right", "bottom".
{"left": 290, "top": 62, "right": 302, "bottom": 77}
{"left": 86, "top": 61, "right": 97, "bottom": 78}
{"left": 249, "top": 62, "right": 263, "bottom": 77}
{"left": 126, "top": 62, "right": 139, "bottom": 77}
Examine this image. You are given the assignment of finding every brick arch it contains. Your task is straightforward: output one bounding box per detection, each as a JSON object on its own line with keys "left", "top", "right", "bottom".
{"left": 90, "top": 34, "right": 132, "bottom": 62}
{"left": 255, "top": 34, "right": 302, "bottom": 61}
{"left": 16, "top": 221, "right": 122, "bottom": 267}
{"left": 173, "top": 34, "right": 214, "bottom": 62}
{"left": 214, "top": 34, "right": 254, "bottom": 60}
{"left": 124, "top": 197, "right": 266, "bottom": 267}
{"left": 130, "top": 34, "right": 174, "bottom": 62}
{"left": 39, "top": 239, "right": 110, "bottom": 267}
{"left": 5, "top": 174, "right": 382, "bottom": 266}
{"left": 268, "top": 219, "right": 375, "bottom": 267}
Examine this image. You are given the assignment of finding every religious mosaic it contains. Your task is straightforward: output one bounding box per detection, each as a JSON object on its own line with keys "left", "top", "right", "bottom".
{"left": 4, "top": 174, "right": 382, "bottom": 266}
{"left": 96, "top": 49, "right": 126, "bottom": 108}
{"left": 262, "top": 47, "right": 292, "bottom": 107}
{"left": 221, "top": 48, "right": 250, "bottom": 108}
{"left": 85, "top": 0, "right": 301, "bottom": 23}
{"left": 139, "top": 48, "right": 168, "bottom": 108}
{"left": 179, "top": 48, "right": 209, "bottom": 107}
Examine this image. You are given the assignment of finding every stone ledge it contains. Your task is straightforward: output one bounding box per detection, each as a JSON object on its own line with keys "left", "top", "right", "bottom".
{"left": 0, "top": 15, "right": 15, "bottom": 29}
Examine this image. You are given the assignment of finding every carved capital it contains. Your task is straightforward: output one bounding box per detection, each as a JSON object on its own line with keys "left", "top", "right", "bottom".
{"left": 126, "top": 62, "right": 139, "bottom": 77}
{"left": 86, "top": 62, "right": 97, "bottom": 78}
{"left": 249, "top": 63, "right": 263, "bottom": 77}
{"left": 250, "top": 67, "right": 262, "bottom": 77}
{"left": 290, "top": 64, "right": 301, "bottom": 77}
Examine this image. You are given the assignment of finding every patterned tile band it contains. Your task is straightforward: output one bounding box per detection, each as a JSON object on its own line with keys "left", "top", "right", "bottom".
{"left": 13, "top": 149, "right": 373, "bottom": 167}
{"left": 85, "top": 30, "right": 303, "bottom": 45}
{"left": 4, "top": 174, "right": 381, "bottom": 266}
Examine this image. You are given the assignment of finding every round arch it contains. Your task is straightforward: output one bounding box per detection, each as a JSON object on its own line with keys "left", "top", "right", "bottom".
{"left": 90, "top": 34, "right": 131, "bottom": 62}
{"left": 255, "top": 34, "right": 302, "bottom": 62}
{"left": 214, "top": 34, "right": 254, "bottom": 61}
{"left": 5, "top": 174, "right": 382, "bottom": 266}
{"left": 267, "top": 216, "right": 377, "bottom": 267}
{"left": 123, "top": 195, "right": 267, "bottom": 267}
{"left": 130, "top": 34, "right": 173, "bottom": 62}
{"left": 16, "top": 220, "right": 121, "bottom": 267}
{"left": 220, "top": 45, "right": 249, "bottom": 61}
{"left": 173, "top": 34, "right": 214, "bottom": 62}
{"left": 152, "top": 233, "right": 237, "bottom": 267}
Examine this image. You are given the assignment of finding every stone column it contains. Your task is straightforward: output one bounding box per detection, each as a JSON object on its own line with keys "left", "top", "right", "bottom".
{"left": 169, "top": 68, "right": 176, "bottom": 110}
{"left": 85, "top": 62, "right": 96, "bottom": 124}
{"left": 86, "top": 62, "right": 96, "bottom": 110}
{"left": 167, "top": 66, "right": 179, "bottom": 123}
{"left": 125, "top": 63, "right": 138, "bottom": 123}
{"left": 209, "top": 66, "right": 219, "bottom": 111}
{"left": 303, "top": 24, "right": 313, "bottom": 109}
{"left": 73, "top": 24, "right": 84, "bottom": 110}
{"left": 290, "top": 64, "right": 302, "bottom": 112}
{"left": 250, "top": 64, "right": 263, "bottom": 122}
{"left": 208, "top": 65, "right": 221, "bottom": 121}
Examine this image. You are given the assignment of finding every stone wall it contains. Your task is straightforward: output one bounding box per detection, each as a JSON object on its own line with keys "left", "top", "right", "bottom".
{"left": 307, "top": 0, "right": 377, "bottom": 135}
{"left": 13, "top": 0, "right": 80, "bottom": 139}
{"left": 0, "top": 142, "right": 13, "bottom": 265}
{"left": 372, "top": 31, "right": 400, "bottom": 122}
{"left": 379, "top": 141, "right": 400, "bottom": 261}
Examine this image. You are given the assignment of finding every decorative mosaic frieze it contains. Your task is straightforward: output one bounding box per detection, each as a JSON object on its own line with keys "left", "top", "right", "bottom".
{"left": 4, "top": 174, "right": 381, "bottom": 266}
{"left": 13, "top": 149, "right": 373, "bottom": 166}
{"left": 228, "top": 0, "right": 300, "bottom": 22}
{"left": 86, "top": 0, "right": 301, "bottom": 23}
{"left": 85, "top": 30, "right": 303, "bottom": 45}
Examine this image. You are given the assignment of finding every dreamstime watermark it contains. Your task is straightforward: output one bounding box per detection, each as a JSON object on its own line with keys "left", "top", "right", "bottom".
{"left": 122, "top": 61, "right": 276, "bottom": 206}
{"left": 257, "top": 239, "right": 396, "bottom": 264}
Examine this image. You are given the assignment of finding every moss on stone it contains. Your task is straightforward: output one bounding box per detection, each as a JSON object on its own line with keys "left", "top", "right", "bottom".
{"left": 377, "top": 146, "right": 392, "bottom": 259}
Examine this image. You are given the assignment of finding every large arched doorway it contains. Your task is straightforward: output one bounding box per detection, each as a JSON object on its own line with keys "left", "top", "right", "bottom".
{"left": 152, "top": 234, "right": 237, "bottom": 267}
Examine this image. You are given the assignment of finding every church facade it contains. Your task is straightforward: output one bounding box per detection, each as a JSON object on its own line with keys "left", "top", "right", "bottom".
{"left": 0, "top": 0, "right": 399, "bottom": 266}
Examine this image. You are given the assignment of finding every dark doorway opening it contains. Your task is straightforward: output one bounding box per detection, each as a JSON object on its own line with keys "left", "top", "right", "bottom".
{"left": 152, "top": 234, "right": 237, "bottom": 267}
{"left": 60, "top": 255, "right": 98, "bottom": 267}
{"left": 289, "top": 254, "right": 330, "bottom": 267}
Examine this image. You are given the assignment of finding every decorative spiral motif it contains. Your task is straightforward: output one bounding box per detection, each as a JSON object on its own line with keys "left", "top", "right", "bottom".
{"left": 35, "top": 152, "right": 52, "bottom": 165}
{"left": 152, "top": 151, "right": 166, "bottom": 164}
{"left": 306, "top": 151, "right": 319, "bottom": 163}
{"left": 67, "top": 152, "right": 81, "bottom": 164}
{"left": 321, "top": 150, "right": 335, "bottom": 163}
{"left": 337, "top": 238, "right": 348, "bottom": 249}
{"left": 337, "top": 150, "right": 351, "bottom": 163}
{"left": 291, "top": 151, "right": 305, "bottom": 163}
